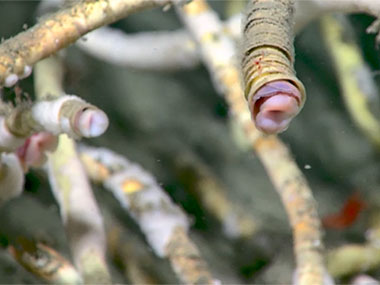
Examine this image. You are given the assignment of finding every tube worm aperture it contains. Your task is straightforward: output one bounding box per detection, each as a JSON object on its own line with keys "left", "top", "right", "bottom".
{"left": 242, "top": 0, "right": 306, "bottom": 134}
{"left": 252, "top": 80, "right": 302, "bottom": 133}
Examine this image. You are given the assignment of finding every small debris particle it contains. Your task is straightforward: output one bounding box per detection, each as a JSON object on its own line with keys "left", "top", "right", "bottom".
{"left": 162, "top": 3, "right": 171, "bottom": 12}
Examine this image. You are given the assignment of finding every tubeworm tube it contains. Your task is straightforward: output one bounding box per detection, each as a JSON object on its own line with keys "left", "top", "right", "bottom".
{"left": 242, "top": 0, "right": 306, "bottom": 134}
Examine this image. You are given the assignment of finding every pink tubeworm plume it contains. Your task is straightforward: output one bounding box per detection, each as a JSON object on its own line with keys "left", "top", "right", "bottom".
{"left": 16, "top": 132, "right": 58, "bottom": 171}
{"left": 249, "top": 80, "right": 303, "bottom": 134}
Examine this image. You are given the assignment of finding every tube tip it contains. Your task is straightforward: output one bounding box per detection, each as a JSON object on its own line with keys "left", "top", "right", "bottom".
{"left": 251, "top": 80, "right": 302, "bottom": 134}
{"left": 76, "top": 109, "right": 109, "bottom": 137}
{"left": 4, "top": 74, "right": 18, "bottom": 88}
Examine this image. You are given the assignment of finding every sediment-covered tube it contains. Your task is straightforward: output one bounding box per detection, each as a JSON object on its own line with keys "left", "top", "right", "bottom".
{"left": 242, "top": 0, "right": 306, "bottom": 134}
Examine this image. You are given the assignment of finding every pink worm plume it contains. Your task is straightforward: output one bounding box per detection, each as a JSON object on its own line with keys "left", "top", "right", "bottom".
{"left": 250, "top": 80, "right": 302, "bottom": 134}
{"left": 16, "top": 132, "right": 58, "bottom": 171}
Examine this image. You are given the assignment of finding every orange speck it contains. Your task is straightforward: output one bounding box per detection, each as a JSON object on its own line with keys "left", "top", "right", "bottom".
{"left": 122, "top": 179, "right": 144, "bottom": 194}
{"left": 80, "top": 154, "right": 109, "bottom": 182}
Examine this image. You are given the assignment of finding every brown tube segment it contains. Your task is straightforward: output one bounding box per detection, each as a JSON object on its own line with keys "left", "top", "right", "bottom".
{"left": 242, "top": 0, "right": 306, "bottom": 133}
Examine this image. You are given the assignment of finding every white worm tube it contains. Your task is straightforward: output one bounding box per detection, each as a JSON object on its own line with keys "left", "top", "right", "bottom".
{"left": 0, "top": 153, "right": 24, "bottom": 204}
{"left": 0, "top": 117, "right": 25, "bottom": 152}
{"left": 31, "top": 95, "right": 108, "bottom": 138}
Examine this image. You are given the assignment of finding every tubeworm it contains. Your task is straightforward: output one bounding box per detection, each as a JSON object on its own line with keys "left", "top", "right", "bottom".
{"left": 242, "top": 0, "right": 306, "bottom": 134}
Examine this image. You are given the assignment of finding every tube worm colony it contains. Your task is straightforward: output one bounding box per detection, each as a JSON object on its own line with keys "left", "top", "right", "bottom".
{"left": 242, "top": 0, "right": 306, "bottom": 134}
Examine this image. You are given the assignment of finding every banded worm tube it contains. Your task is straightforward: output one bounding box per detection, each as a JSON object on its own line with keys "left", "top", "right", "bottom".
{"left": 242, "top": 0, "right": 306, "bottom": 134}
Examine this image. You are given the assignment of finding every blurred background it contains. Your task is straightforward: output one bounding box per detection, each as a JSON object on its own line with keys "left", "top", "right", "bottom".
{"left": 1, "top": 1, "right": 380, "bottom": 283}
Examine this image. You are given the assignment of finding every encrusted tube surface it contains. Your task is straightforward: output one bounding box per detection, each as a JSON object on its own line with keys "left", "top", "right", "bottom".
{"left": 242, "top": 0, "right": 306, "bottom": 133}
